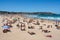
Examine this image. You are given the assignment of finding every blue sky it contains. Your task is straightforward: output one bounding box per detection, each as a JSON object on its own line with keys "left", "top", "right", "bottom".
{"left": 0, "top": 0, "right": 60, "bottom": 14}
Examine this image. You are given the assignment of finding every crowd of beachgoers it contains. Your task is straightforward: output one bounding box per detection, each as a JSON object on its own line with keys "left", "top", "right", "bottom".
{"left": 0, "top": 14, "right": 60, "bottom": 40}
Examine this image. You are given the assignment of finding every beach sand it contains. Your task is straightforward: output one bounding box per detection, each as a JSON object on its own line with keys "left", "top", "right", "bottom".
{"left": 0, "top": 14, "right": 60, "bottom": 40}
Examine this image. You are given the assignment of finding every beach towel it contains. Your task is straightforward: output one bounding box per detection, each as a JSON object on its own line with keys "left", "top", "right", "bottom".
{"left": 2, "top": 25, "right": 10, "bottom": 29}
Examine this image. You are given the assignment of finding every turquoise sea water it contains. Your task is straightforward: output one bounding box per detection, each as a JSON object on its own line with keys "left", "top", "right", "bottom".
{"left": 26, "top": 14, "right": 60, "bottom": 21}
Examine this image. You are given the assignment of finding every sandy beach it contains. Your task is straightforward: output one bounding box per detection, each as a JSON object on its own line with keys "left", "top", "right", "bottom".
{"left": 0, "top": 14, "right": 60, "bottom": 40}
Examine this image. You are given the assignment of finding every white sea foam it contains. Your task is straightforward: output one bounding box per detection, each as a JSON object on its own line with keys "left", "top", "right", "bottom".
{"left": 26, "top": 15, "right": 60, "bottom": 21}
{"left": 39, "top": 17, "right": 60, "bottom": 20}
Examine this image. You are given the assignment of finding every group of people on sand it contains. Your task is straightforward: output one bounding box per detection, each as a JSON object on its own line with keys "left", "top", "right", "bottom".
{"left": 16, "top": 22, "right": 26, "bottom": 31}
{"left": 1, "top": 15, "right": 60, "bottom": 38}
{"left": 2, "top": 23, "right": 12, "bottom": 33}
{"left": 2, "top": 17, "right": 17, "bottom": 33}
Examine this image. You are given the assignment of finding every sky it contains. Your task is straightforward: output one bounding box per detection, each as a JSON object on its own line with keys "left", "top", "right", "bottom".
{"left": 0, "top": 0, "right": 60, "bottom": 14}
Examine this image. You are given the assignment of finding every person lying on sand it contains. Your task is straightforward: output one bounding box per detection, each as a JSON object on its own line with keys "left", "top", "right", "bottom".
{"left": 33, "top": 20, "right": 40, "bottom": 25}
{"left": 2, "top": 24, "right": 11, "bottom": 33}
{"left": 42, "top": 29, "right": 51, "bottom": 33}
{"left": 47, "top": 25, "right": 52, "bottom": 28}
{"left": 28, "top": 26, "right": 34, "bottom": 29}
{"left": 28, "top": 31, "right": 36, "bottom": 35}
{"left": 20, "top": 23, "right": 26, "bottom": 31}
{"left": 39, "top": 26, "right": 43, "bottom": 29}
{"left": 45, "top": 35, "right": 52, "bottom": 38}
{"left": 28, "top": 19, "right": 33, "bottom": 23}
{"left": 55, "top": 24, "right": 60, "bottom": 29}
{"left": 16, "top": 23, "right": 26, "bottom": 31}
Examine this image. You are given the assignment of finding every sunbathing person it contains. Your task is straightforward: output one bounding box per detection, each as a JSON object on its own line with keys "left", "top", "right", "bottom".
{"left": 46, "top": 35, "right": 52, "bottom": 38}
{"left": 39, "top": 26, "right": 43, "bottom": 29}
{"left": 16, "top": 23, "right": 21, "bottom": 28}
{"left": 47, "top": 25, "right": 52, "bottom": 28}
{"left": 28, "top": 19, "right": 33, "bottom": 23}
{"left": 28, "top": 26, "right": 34, "bottom": 29}
{"left": 21, "top": 23, "right": 26, "bottom": 31}
{"left": 28, "top": 31, "right": 36, "bottom": 35}
{"left": 2, "top": 24, "right": 11, "bottom": 33}
{"left": 55, "top": 24, "right": 60, "bottom": 29}
{"left": 17, "top": 23, "right": 26, "bottom": 31}
{"left": 42, "top": 29, "right": 51, "bottom": 33}
{"left": 33, "top": 20, "right": 40, "bottom": 25}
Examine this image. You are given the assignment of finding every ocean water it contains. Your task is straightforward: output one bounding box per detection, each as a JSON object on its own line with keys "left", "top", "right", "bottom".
{"left": 26, "top": 14, "right": 60, "bottom": 21}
